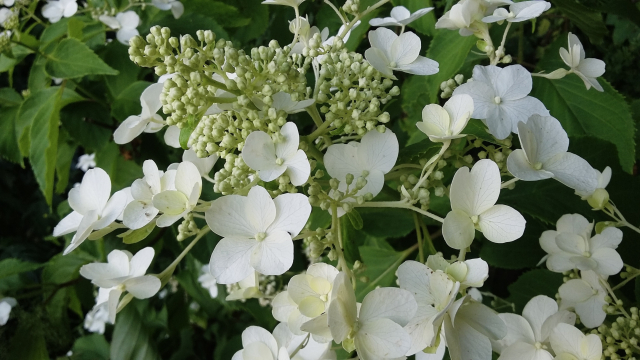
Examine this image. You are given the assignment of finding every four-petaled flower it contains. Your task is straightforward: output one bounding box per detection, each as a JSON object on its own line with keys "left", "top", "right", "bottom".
{"left": 122, "top": 160, "right": 175, "bottom": 230}
{"left": 453, "top": 64, "right": 549, "bottom": 139}
{"left": 557, "top": 270, "right": 607, "bottom": 328}
{"left": 114, "top": 83, "right": 165, "bottom": 144}
{"left": 99, "top": 11, "right": 140, "bottom": 45}
{"left": 550, "top": 323, "right": 602, "bottom": 360}
{"left": 417, "top": 94, "right": 474, "bottom": 142}
{"left": 53, "top": 168, "right": 129, "bottom": 255}
{"left": 206, "top": 186, "right": 311, "bottom": 283}
{"left": 76, "top": 153, "right": 96, "bottom": 172}
{"left": 79, "top": 247, "right": 161, "bottom": 323}
{"left": 482, "top": 1, "right": 550, "bottom": 23}
{"left": 507, "top": 115, "right": 597, "bottom": 194}
{"left": 42, "top": 0, "right": 77, "bottom": 23}
{"left": 365, "top": 27, "right": 439, "bottom": 80}
{"left": 560, "top": 33, "right": 606, "bottom": 92}
{"left": 242, "top": 122, "right": 311, "bottom": 186}
{"left": 443, "top": 159, "right": 526, "bottom": 249}
{"left": 152, "top": 161, "right": 202, "bottom": 227}
{"left": 369, "top": 6, "right": 434, "bottom": 28}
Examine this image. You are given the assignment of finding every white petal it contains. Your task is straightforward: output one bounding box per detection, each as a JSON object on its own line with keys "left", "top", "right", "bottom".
{"left": 114, "top": 115, "right": 146, "bottom": 144}
{"left": 589, "top": 227, "right": 622, "bottom": 251}
{"left": 268, "top": 193, "right": 311, "bottom": 237}
{"left": 164, "top": 125, "right": 181, "bottom": 148}
{"left": 174, "top": 161, "right": 202, "bottom": 196}
{"left": 577, "top": 58, "right": 605, "bottom": 78}
{"left": 107, "top": 288, "right": 123, "bottom": 324}
{"left": 364, "top": 47, "right": 394, "bottom": 78}
{"left": 391, "top": 31, "right": 421, "bottom": 65}
{"left": 397, "top": 260, "right": 435, "bottom": 305}
{"left": 450, "top": 159, "right": 501, "bottom": 216}
{"left": 495, "top": 65, "right": 533, "bottom": 100}
{"left": 419, "top": 104, "right": 451, "bottom": 138}
{"left": 242, "top": 326, "right": 278, "bottom": 359}
{"left": 276, "top": 122, "right": 301, "bottom": 160}
{"left": 140, "top": 83, "right": 164, "bottom": 117}
{"left": 300, "top": 313, "right": 333, "bottom": 343}
{"left": 444, "top": 94, "right": 474, "bottom": 135}
{"left": 359, "top": 287, "right": 417, "bottom": 326}
{"left": 556, "top": 213, "right": 592, "bottom": 237}
{"left": 69, "top": 168, "right": 111, "bottom": 214}
{"left": 540, "top": 310, "right": 576, "bottom": 342}
{"left": 94, "top": 189, "right": 129, "bottom": 229}
{"left": 519, "top": 115, "right": 569, "bottom": 164}
{"left": 250, "top": 230, "right": 293, "bottom": 276}
{"left": 391, "top": 6, "right": 411, "bottom": 21}
{"left": 550, "top": 323, "right": 585, "bottom": 355}
{"left": 558, "top": 279, "right": 594, "bottom": 306}
{"left": 153, "top": 190, "right": 188, "bottom": 215}
{"left": 543, "top": 152, "right": 597, "bottom": 194}
{"left": 478, "top": 205, "right": 526, "bottom": 244}
{"left": 507, "top": 149, "right": 554, "bottom": 181}
{"left": 328, "top": 273, "right": 357, "bottom": 343}
{"left": 415, "top": 332, "right": 446, "bottom": 360}
{"left": 443, "top": 210, "right": 476, "bottom": 250}
{"left": 368, "top": 27, "right": 397, "bottom": 58}
{"left": 246, "top": 186, "right": 277, "bottom": 232}
{"left": 143, "top": 160, "right": 161, "bottom": 194}
{"left": 499, "top": 97, "right": 549, "bottom": 136}
{"left": 128, "top": 247, "right": 155, "bottom": 277}
{"left": 64, "top": 210, "right": 99, "bottom": 255}
{"left": 463, "top": 258, "right": 489, "bottom": 287}
{"left": 590, "top": 248, "right": 623, "bottom": 276}
{"left": 53, "top": 211, "right": 83, "bottom": 236}
{"left": 205, "top": 195, "right": 255, "bottom": 238}
{"left": 355, "top": 318, "right": 412, "bottom": 358}
{"left": 242, "top": 130, "right": 280, "bottom": 178}
{"left": 574, "top": 295, "right": 607, "bottom": 328}
{"left": 324, "top": 143, "right": 360, "bottom": 182}
{"left": 499, "top": 342, "right": 551, "bottom": 360}
{"left": 496, "top": 313, "right": 535, "bottom": 350}
{"left": 456, "top": 300, "right": 507, "bottom": 340}
{"left": 183, "top": 149, "right": 217, "bottom": 177}
{"left": 284, "top": 150, "right": 310, "bottom": 186}
{"left": 272, "top": 291, "right": 297, "bottom": 323}
{"left": 453, "top": 81, "right": 496, "bottom": 120}
{"left": 124, "top": 276, "right": 161, "bottom": 298}
{"left": 210, "top": 237, "right": 256, "bottom": 284}
{"left": 117, "top": 28, "right": 139, "bottom": 45}
{"left": 444, "top": 315, "right": 493, "bottom": 360}
{"left": 512, "top": 1, "right": 551, "bottom": 21}
{"left": 396, "top": 55, "right": 440, "bottom": 75}
{"left": 522, "top": 295, "right": 558, "bottom": 341}
{"left": 369, "top": 17, "right": 402, "bottom": 27}
{"left": 170, "top": 1, "right": 184, "bottom": 18}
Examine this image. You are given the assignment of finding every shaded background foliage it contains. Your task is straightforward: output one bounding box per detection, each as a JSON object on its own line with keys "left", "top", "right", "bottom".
{"left": 0, "top": 0, "right": 639, "bottom": 359}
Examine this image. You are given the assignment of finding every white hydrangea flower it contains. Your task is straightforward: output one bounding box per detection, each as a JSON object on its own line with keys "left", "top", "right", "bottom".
{"left": 183, "top": 148, "right": 218, "bottom": 179}
{"left": 113, "top": 83, "right": 164, "bottom": 144}
{"left": 79, "top": 247, "right": 161, "bottom": 323}
{"left": 540, "top": 214, "right": 623, "bottom": 276}
{"left": 324, "top": 128, "right": 399, "bottom": 200}
{"left": 197, "top": 265, "right": 219, "bottom": 298}
{"left": 558, "top": 271, "right": 607, "bottom": 328}
{"left": 233, "top": 326, "right": 290, "bottom": 360}
{"left": 272, "top": 263, "right": 339, "bottom": 339}
{"left": 482, "top": 1, "right": 551, "bottom": 23}
{"left": 364, "top": 28, "right": 439, "bottom": 80}
{"left": 417, "top": 94, "right": 474, "bottom": 142}
{"left": 397, "top": 261, "right": 461, "bottom": 355}
{"left": 560, "top": 33, "right": 606, "bottom": 92}
{"left": 453, "top": 65, "right": 549, "bottom": 139}
{"left": 99, "top": 11, "right": 140, "bottom": 45}
{"left": 206, "top": 186, "right": 311, "bottom": 284}
{"left": 492, "top": 295, "right": 576, "bottom": 360}
{"left": 272, "top": 323, "right": 336, "bottom": 360}
{"left": 435, "top": 0, "right": 485, "bottom": 36}
{"left": 442, "top": 159, "right": 526, "bottom": 250}
{"left": 576, "top": 166, "right": 610, "bottom": 199}
{"left": 226, "top": 272, "right": 262, "bottom": 301}
{"left": 550, "top": 323, "right": 603, "bottom": 360}
{"left": 242, "top": 122, "right": 311, "bottom": 186}
{"left": 53, "top": 168, "right": 130, "bottom": 255}
{"left": 369, "top": 6, "right": 434, "bottom": 27}
{"left": 151, "top": 0, "right": 184, "bottom": 19}
{"left": 0, "top": 7, "right": 15, "bottom": 26}
{"left": 426, "top": 254, "right": 490, "bottom": 289}
{"left": 122, "top": 160, "right": 175, "bottom": 230}
{"left": 41, "top": 0, "right": 77, "bottom": 23}
{"left": 152, "top": 161, "right": 202, "bottom": 227}
{"left": 84, "top": 288, "right": 110, "bottom": 334}
{"left": 0, "top": 297, "right": 16, "bottom": 326}
{"left": 76, "top": 153, "right": 96, "bottom": 172}
{"left": 328, "top": 272, "right": 417, "bottom": 360}
{"left": 507, "top": 115, "right": 597, "bottom": 194}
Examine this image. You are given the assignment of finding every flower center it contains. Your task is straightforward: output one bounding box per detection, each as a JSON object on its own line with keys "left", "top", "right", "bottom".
{"left": 471, "top": 215, "right": 479, "bottom": 224}
{"left": 361, "top": 170, "right": 369, "bottom": 177}
{"left": 255, "top": 232, "right": 267, "bottom": 241}
{"left": 275, "top": 157, "right": 284, "bottom": 166}
{"left": 507, "top": 11, "right": 516, "bottom": 18}
{"left": 389, "top": 61, "right": 397, "bottom": 68}
{"left": 534, "top": 342, "right": 544, "bottom": 350}
{"left": 493, "top": 96, "right": 502, "bottom": 104}
{"left": 582, "top": 251, "right": 591, "bottom": 258}
{"left": 534, "top": 162, "right": 543, "bottom": 170}
{"left": 320, "top": 294, "right": 328, "bottom": 302}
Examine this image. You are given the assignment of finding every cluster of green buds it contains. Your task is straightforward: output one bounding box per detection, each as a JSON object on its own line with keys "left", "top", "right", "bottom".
{"left": 211, "top": 153, "right": 254, "bottom": 195}
{"left": 176, "top": 213, "right": 198, "bottom": 241}
{"left": 342, "top": 0, "right": 360, "bottom": 15}
{"left": 440, "top": 74, "right": 465, "bottom": 98}
{"left": 474, "top": 136, "right": 514, "bottom": 174}
{"left": 317, "top": 49, "right": 399, "bottom": 136}
{"left": 307, "top": 172, "right": 373, "bottom": 213}
{"left": 593, "top": 308, "right": 640, "bottom": 360}
{"left": 302, "top": 227, "right": 329, "bottom": 262}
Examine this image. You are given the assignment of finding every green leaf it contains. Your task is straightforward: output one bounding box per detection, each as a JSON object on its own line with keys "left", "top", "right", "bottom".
{"left": 122, "top": 221, "right": 157, "bottom": 244}
{"left": 346, "top": 209, "right": 363, "bottom": 230}
{"left": 356, "top": 246, "right": 407, "bottom": 300}
{"left": 395, "top": 0, "right": 436, "bottom": 36}
{"left": 8, "top": 318, "right": 48, "bottom": 359}
{"left": 397, "top": 138, "right": 441, "bottom": 163}
{"left": 67, "top": 17, "right": 86, "bottom": 39}
{"left": 28, "top": 55, "right": 49, "bottom": 92}
{"left": 55, "top": 129, "right": 77, "bottom": 194}
{"left": 507, "top": 269, "right": 563, "bottom": 313}
{"left": 42, "top": 251, "right": 94, "bottom": 285}
{"left": 40, "top": 17, "right": 71, "bottom": 46}
{"left": 531, "top": 35, "right": 636, "bottom": 173}
{"left": 61, "top": 101, "right": 113, "bottom": 152}
{"left": 230, "top": 0, "right": 268, "bottom": 43}
{"left": 186, "top": 0, "right": 251, "bottom": 28}
{"left": 463, "top": 120, "right": 502, "bottom": 145}
{"left": 95, "top": 142, "right": 143, "bottom": 191}
{"left": 0, "top": 258, "right": 43, "bottom": 279}
{"left": 550, "top": 0, "right": 608, "bottom": 44}
{"left": 45, "top": 38, "right": 119, "bottom": 79}
{"left": 111, "top": 81, "right": 151, "bottom": 121}
{"left": 71, "top": 334, "right": 110, "bottom": 360}
{"left": 0, "top": 106, "right": 22, "bottom": 164}
{"left": 341, "top": 217, "right": 363, "bottom": 263}
{"left": 0, "top": 88, "right": 22, "bottom": 106}
{"left": 111, "top": 305, "right": 161, "bottom": 360}
{"left": 20, "top": 87, "right": 82, "bottom": 206}
{"left": 99, "top": 41, "right": 142, "bottom": 99}
{"left": 358, "top": 208, "right": 415, "bottom": 238}
{"left": 635, "top": 276, "right": 640, "bottom": 303}
{"left": 479, "top": 217, "right": 547, "bottom": 269}
{"left": 179, "top": 122, "right": 195, "bottom": 150}
{"left": 423, "top": 30, "right": 477, "bottom": 103}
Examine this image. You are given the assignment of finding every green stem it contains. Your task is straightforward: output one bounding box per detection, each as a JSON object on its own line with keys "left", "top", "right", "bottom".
{"left": 355, "top": 201, "right": 444, "bottom": 223}
{"left": 500, "top": 177, "right": 518, "bottom": 189}
{"left": 331, "top": 203, "right": 355, "bottom": 284}
{"left": 339, "top": 0, "right": 391, "bottom": 39}
{"left": 413, "top": 213, "right": 425, "bottom": 263}
{"left": 305, "top": 118, "right": 334, "bottom": 142}
{"left": 306, "top": 105, "right": 324, "bottom": 128}
{"left": 612, "top": 270, "right": 640, "bottom": 291}
{"left": 412, "top": 140, "right": 450, "bottom": 191}
{"left": 157, "top": 226, "right": 210, "bottom": 286}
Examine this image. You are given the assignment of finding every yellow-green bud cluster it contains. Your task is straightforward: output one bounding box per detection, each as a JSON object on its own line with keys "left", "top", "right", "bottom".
{"left": 316, "top": 49, "right": 398, "bottom": 136}
{"left": 440, "top": 74, "right": 465, "bottom": 99}
{"left": 212, "top": 154, "right": 254, "bottom": 195}
{"left": 594, "top": 308, "right": 640, "bottom": 360}
{"left": 342, "top": 0, "right": 360, "bottom": 15}
{"left": 177, "top": 213, "right": 198, "bottom": 241}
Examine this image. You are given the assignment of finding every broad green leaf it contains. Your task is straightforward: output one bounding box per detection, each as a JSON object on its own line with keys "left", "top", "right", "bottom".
{"left": 581, "top": 0, "right": 640, "bottom": 27}
{"left": 186, "top": 0, "right": 251, "bottom": 28}
{"left": 111, "top": 305, "right": 161, "bottom": 360}
{"left": 401, "top": 75, "right": 431, "bottom": 132}
{"left": 308, "top": 207, "right": 332, "bottom": 230}
{"left": 179, "top": 122, "right": 195, "bottom": 149}
{"left": 111, "top": 81, "right": 151, "bottom": 121}
{"left": 463, "top": 120, "right": 502, "bottom": 145}
{"left": 96, "top": 142, "right": 143, "bottom": 191}
{"left": 71, "top": 334, "right": 110, "bottom": 360}
{"left": 358, "top": 207, "right": 415, "bottom": 238}
{"left": 0, "top": 88, "right": 22, "bottom": 106}
{"left": 40, "top": 17, "right": 71, "bottom": 46}
{"left": 230, "top": 0, "right": 267, "bottom": 43}
{"left": 99, "top": 41, "right": 142, "bottom": 99}
{"left": 550, "top": 0, "right": 608, "bottom": 44}
{"left": 507, "top": 269, "right": 563, "bottom": 313}
{"left": 42, "top": 251, "right": 94, "bottom": 285}
{"left": 396, "top": 138, "right": 441, "bottom": 163}
{"left": 19, "top": 87, "right": 82, "bottom": 206}
{"left": 8, "top": 318, "right": 48, "bottom": 359}
{"left": 479, "top": 216, "right": 547, "bottom": 269}
{"left": 123, "top": 221, "right": 157, "bottom": 244}
{"left": 61, "top": 101, "right": 113, "bottom": 151}
{"left": 395, "top": 0, "right": 437, "bottom": 36}
{"left": 356, "top": 245, "right": 407, "bottom": 300}
{"left": 423, "top": 30, "right": 477, "bottom": 103}
{"left": 531, "top": 35, "right": 636, "bottom": 173}
{"left": 28, "top": 55, "right": 49, "bottom": 92}
{"left": 45, "top": 38, "right": 119, "bottom": 79}
{"left": 0, "top": 258, "right": 43, "bottom": 279}
{"left": 0, "top": 106, "right": 22, "bottom": 164}
{"left": 67, "top": 17, "right": 86, "bottom": 39}
{"left": 55, "top": 129, "right": 77, "bottom": 194}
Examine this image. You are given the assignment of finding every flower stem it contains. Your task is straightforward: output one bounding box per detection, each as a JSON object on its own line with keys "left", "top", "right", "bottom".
{"left": 157, "top": 226, "right": 210, "bottom": 286}
{"left": 338, "top": 0, "right": 391, "bottom": 39}
{"left": 331, "top": 203, "right": 355, "bottom": 284}
{"left": 413, "top": 213, "right": 425, "bottom": 263}
{"left": 354, "top": 201, "right": 444, "bottom": 223}
{"left": 412, "top": 140, "right": 450, "bottom": 191}
{"left": 500, "top": 177, "right": 518, "bottom": 189}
